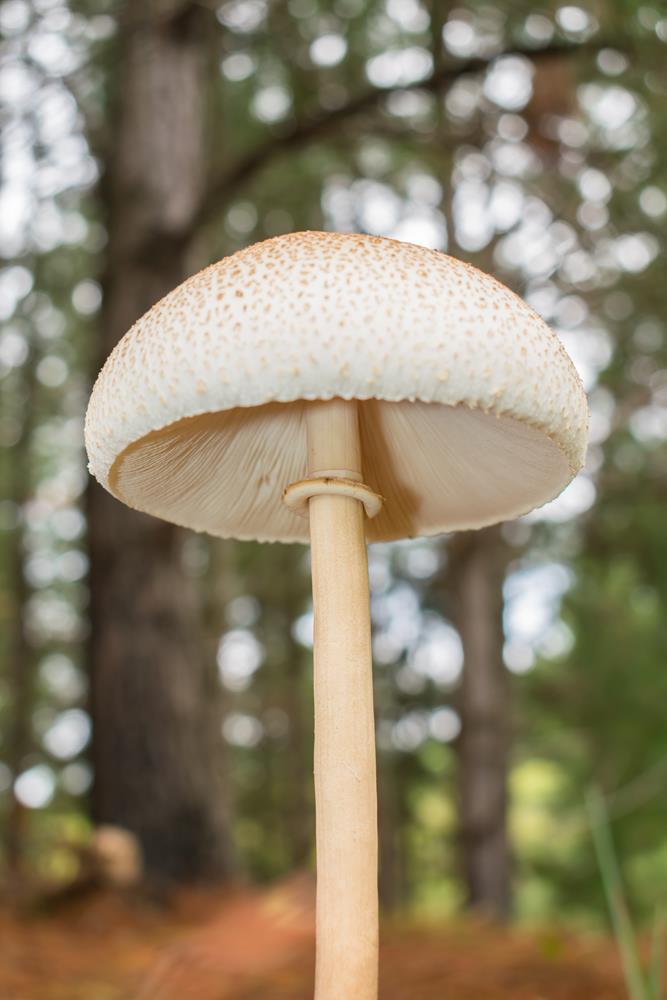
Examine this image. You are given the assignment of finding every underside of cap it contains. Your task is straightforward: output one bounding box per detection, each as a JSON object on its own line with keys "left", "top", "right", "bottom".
{"left": 86, "top": 231, "right": 588, "bottom": 543}
{"left": 106, "top": 398, "right": 574, "bottom": 544}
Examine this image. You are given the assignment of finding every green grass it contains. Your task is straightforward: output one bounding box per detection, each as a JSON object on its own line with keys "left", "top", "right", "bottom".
{"left": 587, "top": 787, "right": 664, "bottom": 1000}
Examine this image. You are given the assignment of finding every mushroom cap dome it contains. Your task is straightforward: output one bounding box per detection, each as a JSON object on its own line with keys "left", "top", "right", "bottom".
{"left": 85, "top": 231, "right": 588, "bottom": 543}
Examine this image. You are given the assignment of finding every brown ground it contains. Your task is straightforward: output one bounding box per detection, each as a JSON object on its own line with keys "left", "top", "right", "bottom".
{"left": 0, "top": 878, "right": 628, "bottom": 1000}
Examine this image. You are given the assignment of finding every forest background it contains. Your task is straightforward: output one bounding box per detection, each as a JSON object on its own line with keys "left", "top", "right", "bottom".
{"left": 1, "top": 0, "right": 666, "bottom": 936}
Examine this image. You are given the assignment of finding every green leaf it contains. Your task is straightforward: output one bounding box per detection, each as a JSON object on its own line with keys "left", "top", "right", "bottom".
{"left": 649, "top": 908, "right": 664, "bottom": 1000}
{"left": 586, "top": 787, "right": 647, "bottom": 1000}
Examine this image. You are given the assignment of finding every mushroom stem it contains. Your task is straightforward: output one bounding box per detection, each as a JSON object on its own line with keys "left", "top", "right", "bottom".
{"left": 306, "top": 398, "right": 379, "bottom": 1000}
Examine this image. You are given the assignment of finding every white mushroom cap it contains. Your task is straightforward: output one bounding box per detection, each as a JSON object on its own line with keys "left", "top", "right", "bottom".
{"left": 85, "top": 231, "right": 588, "bottom": 544}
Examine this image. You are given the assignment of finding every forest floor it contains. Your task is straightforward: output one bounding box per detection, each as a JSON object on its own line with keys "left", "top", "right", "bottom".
{"left": 0, "top": 875, "right": 629, "bottom": 1000}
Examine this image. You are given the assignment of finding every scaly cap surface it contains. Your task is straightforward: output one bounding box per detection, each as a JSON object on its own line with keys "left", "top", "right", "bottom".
{"left": 85, "top": 231, "right": 588, "bottom": 543}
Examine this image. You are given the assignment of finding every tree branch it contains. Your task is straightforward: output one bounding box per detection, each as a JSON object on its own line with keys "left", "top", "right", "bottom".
{"left": 195, "top": 39, "right": 597, "bottom": 232}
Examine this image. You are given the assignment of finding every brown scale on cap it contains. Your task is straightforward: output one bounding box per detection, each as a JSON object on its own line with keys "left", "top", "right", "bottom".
{"left": 85, "top": 231, "right": 588, "bottom": 544}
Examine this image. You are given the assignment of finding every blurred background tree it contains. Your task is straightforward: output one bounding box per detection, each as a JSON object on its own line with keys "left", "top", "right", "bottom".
{"left": 0, "top": 0, "right": 666, "bottom": 930}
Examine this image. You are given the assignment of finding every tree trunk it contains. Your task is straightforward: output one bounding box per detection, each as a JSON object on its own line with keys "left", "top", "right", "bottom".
{"left": 88, "top": 0, "right": 234, "bottom": 884}
{"left": 449, "top": 526, "right": 511, "bottom": 919}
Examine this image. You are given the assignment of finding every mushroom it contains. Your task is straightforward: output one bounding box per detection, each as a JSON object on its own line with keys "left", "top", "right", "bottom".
{"left": 85, "top": 231, "right": 588, "bottom": 999}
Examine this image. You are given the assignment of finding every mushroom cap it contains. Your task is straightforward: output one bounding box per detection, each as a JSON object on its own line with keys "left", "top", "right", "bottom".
{"left": 85, "top": 231, "right": 588, "bottom": 544}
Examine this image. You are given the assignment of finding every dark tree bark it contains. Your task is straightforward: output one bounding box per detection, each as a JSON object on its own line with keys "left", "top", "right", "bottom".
{"left": 88, "top": 0, "right": 234, "bottom": 884}
{"left": 449, "top": 526, "right": 511, "bottom": 919}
